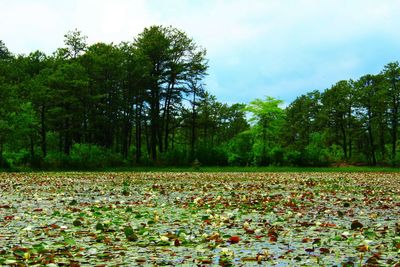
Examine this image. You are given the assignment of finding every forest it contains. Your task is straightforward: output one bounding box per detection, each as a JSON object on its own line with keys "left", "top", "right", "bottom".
{"left": 1, "top": 25, "right": 400, "bottom": 169}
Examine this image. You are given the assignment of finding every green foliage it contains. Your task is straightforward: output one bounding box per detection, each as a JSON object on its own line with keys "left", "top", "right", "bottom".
{"left": 244, "top": 97, "right": 286, "bottom": 166}
{"left": 1, "top": 26, "right": 400, "bottom": 169}
{"left": 269, "top": 146, "right": 285, "bottom": 166}
{"left": 283, "top": 91, "right": 323, "bottom": 150}
{"left": 191, "top": 158, "right": 201, "bottom": 170}
{"left": 387, "top": 144, "right": 400, "bottom": 166}
{"left": 284, "top": 150, "right": 302, "bottom": 166}
{"left": 160, "top": 148, "right": 188, "bottom": 166}
{"left": 43, "top": 152, "right": 71, "bottom": 169}
{"left": 0, "top": 40, "right": 11, "bottom": 59}
{"left": 245, "top": 97, "right": 285, "bottom": 124}
{"left": 3, "top": 149, "right": 30, "bottom": 166}
{"left": 0, "top": 155, "right": 11, "bottom": 169}
{"left": 195, "top": 145, "right": 228, "bottom": 166}
{"left": 226, "top": 131, "right": 253, "bottom": 166}
{"left": 43, "top": 144, "right": 124, "bottom": 169}
{"left": 325, "top": 144, "right": 345, "bottom": 162}
{"left": 304, "top": 133, "right": 330, "bottom": 166}
{"left": 70, "top": 144, "right": 124, "bottom": 169}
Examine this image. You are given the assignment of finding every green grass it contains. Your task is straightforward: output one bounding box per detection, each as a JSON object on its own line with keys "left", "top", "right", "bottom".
{"left": 101, "top": 165, "right": 400, "bottom": 173}
{"left": 3, "top": 165, "right": 400, "bottom": 173}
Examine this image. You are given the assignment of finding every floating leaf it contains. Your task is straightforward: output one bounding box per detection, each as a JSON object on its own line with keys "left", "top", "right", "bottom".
{"left": 228, "top": 236, "right": 240, "bottom": 244}
{"left": 124, "top": 226, "right": 138, "bottom": 241}
{"left": 125, "top": 206, "right": 133, "bottom": 212}
{"left": 356, "top": 244, "right": 369, "bottom": 252}
{"left": 73, "top": 219, "right": 83, "bottom": 226}
{"left": 350, "top": 220, "right": 363, "bottom": 230}
{"left": 64, "top": 238, "right": 76, "bottom": 246}
{"left": 69, "top": 199, "right": 78, "bottom": 206}
{"left": 95, "top": 222, "right": 104, "bottom": 231}
{"left": 0, "top": 172, "right": 399, "bottom": 266}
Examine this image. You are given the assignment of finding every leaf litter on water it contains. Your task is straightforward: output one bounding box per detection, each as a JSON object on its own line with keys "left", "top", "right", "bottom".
{"left": 0, "top": 172, "right": 399, "bottom": 266}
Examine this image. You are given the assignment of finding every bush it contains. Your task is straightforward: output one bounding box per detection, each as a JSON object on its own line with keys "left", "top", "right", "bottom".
{"left": 2, "top": 150, "right": 30, "bottom": 166}
{"left": 253, "top": 152, "right": 271, "bottom": 166}
{"left": 191, "top": 158, "right": 201, "bottom": 170}
{"left": 251, "top": 146, "right": 285, "bottom": 166}
{"left": 269, "top": 147, "right": 285, "bottom": 166}
{"left": 226, "top": 131, "right": 254, "bottom": 166}
{"left": 44, "top": 152, "right": 71, "bottom": 169}
{"left": 0, "top": 155, "right": 11, "bottom": 169}
{"left": 284, "top": 150, "right": 303, "bottom": 166}
{"left": 160, "top": 148, "right": 188, "bottom": 166}
{"left": 69, "top": 144, "right": 124, "bottom": 169}
{"left": 196, "top": 145, "right": 228, "bottom": 166}
{"left": 29, "top": 154, "right": 44, "bottom": 169}
{"left": 43, "top": 144, "right": 125, "bottom": 169}
{"left": 324, "top": 144, "right": 344, "bottom": 163}
{"left": 387, "top": 150, "right": 400, "bottom": 167}
{"left": 227, "top": 153, "right": 247, "bottom": 166}
{"left": 303, "top": 132, "right": 331, "bottom": 166}
{"left": 2, "top": 149, "right": 44, "bottom": 169}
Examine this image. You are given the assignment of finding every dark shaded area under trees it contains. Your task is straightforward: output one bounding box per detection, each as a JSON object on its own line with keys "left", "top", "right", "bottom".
{"left": 1, "top": 26, "right": 400, "bottom": 169}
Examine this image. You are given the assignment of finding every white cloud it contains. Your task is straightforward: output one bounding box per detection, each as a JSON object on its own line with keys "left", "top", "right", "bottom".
{"left": 0, "top": 0, "right": 156, "bottom": 53}
{"left": 71, "top": 0, "right": 155, "bottom": 44}
{"left": 0, "top": 0, "right": 69, "bottom": 53}
{"left": 2, "top": 0, "right": 399, "bottom": 55}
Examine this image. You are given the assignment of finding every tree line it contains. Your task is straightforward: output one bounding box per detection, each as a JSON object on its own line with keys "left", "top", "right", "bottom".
{"left": 0, "top": 25, "right": 399, "bottom": 169}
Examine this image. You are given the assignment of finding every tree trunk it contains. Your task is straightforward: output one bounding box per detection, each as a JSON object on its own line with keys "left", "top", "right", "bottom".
{"left": 348, "top": 106, "right": 352, "bottom": 160}
{"left": 190, "top": 88, "right": 197, "bottom": 160}
{"left": 163, "top": 79, "right": 177, "bottom": 152}
{"left": 391, "top": 80, "right": 399, "bottom": 160}
{"left": 163, "top": 101, "right": 171, "bottom": 152}
{"left": 150, "top": 90, "right": 158, "bottom": 160}
{"left": 392, "top": 104, "right": 398, "bottom": 159}
{"left": 135, "top": 103, "right": 143, "bottom": 164}
{"left": 0, "top": 143, "right": 3, "bottom": 166}
{"left": 379, "top": 120, "right": 386, "bottom": 160}
{"left": 145, "top": 120, "right": 151, "bottom": 159}
{"left": 340, "top": 121, "right": 347, "bottom": 160}
{"left": 367, "top": 110, "right": 376, "bottom": 165}
{"left": 40, "top": 104, "right": 47, "bottom": 157}
{"left": 64, "top": 118, "right": 71, "bottom": 155}
{"left": 262, "top": 119, "right": 267, "bottom": 166}
{"left": 30, "top": 134, "right": 35, "bottom": 159}
{"left": 348, "top": 135, "right": 352, "bottom": 160}
{"left": 59, "top": 133, "right": 63, "bottom": 153}
{"left": 172, "top": 126, "right": 175, "bottom": 150}
{"left": 122, "top": 120, "right": 130, "bottom": 159}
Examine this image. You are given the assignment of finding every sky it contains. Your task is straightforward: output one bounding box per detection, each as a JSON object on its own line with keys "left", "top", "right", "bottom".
{"left": 1, "top": 0, "right": 400, "bottom": 105}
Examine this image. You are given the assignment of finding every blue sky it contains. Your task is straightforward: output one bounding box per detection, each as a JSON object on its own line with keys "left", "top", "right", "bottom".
{"left": 1, "top": 0, "right": 400, "bottom": 105}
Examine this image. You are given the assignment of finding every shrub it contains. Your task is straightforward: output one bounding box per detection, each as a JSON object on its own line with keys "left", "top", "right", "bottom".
{"left": 387, "top": 150, "right": 400, "bottom": 167}
{"left": 253, "top": 152, "right": 271, "bottom": 166}
{"left": 269, "top": 146, "right": 285, "bottom": 166}
{"left": 227, "top": 153, "right": 246, "bottom": 166}
{"left": 2, "top": 150, "right": 30, "bottom": 166}
{"left": 0, "top": 155, "right": 11, "bottom": 169}
{"left": 284, "top": 150, "right": 303, "bottom": 166}
{"left": 324, "top": 144, "right": 344, "bottom": 163}
{"left": 196, "top": 145, "right": 228, "bottom": 166}
{"left": 43, "top": 144, "right": 125, "bottom": 170}
{"left": 69, "top": 143, "right": 124, "bottom": 169}
{"left": 226, "top": 131, "right": 254, "bottom": 166}
{"left": 2, "top": 149, "right": 44, "bottom": 169}
{"left": 44, "top": 152, "right": 71, "bottom": 169}
{"left": 304, "top": 132, "right": 330, "bottom": 166}
{"left": 160, "top": 148, "right": 188, "bottom": 166}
